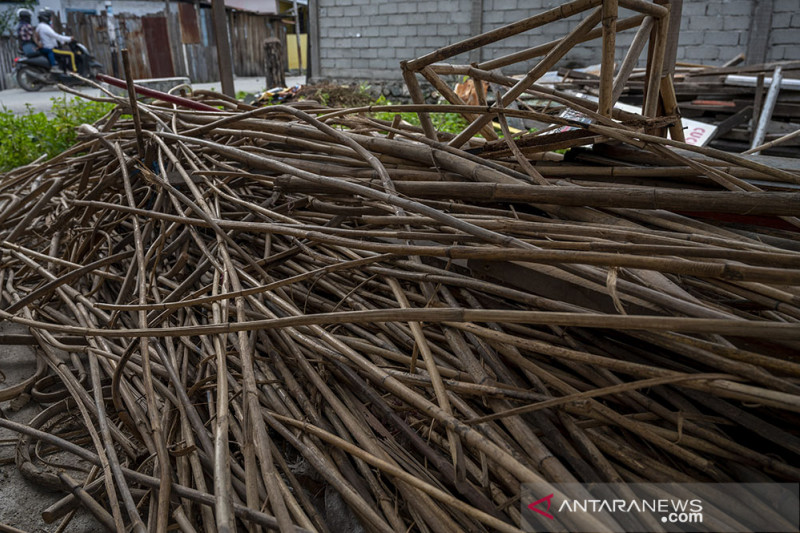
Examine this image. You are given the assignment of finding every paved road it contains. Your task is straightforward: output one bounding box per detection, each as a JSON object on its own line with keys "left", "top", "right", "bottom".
{"left": 0, "top": 75, "right": 306, "bottom": 114}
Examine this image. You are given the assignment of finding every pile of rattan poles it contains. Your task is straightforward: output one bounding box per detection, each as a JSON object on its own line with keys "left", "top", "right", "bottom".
{"left": 0, "top": 81, "right": 799, "bottom": 533}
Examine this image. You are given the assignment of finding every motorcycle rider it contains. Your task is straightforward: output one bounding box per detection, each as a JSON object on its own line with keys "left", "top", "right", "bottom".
{"left": 34, "top": 8, "right": 76, "bottom": 73}
{"left": 15, "top": 8, "right": 37, "bottom": 57}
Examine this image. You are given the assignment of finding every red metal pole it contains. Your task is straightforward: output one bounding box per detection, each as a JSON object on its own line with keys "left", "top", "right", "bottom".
{"left": 96, "top": 73, "right": 220, "bottom": 112}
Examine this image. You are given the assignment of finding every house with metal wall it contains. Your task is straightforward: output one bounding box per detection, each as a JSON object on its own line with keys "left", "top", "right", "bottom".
{"left": 0, "top": 0, "right": 307, "bottom": 85}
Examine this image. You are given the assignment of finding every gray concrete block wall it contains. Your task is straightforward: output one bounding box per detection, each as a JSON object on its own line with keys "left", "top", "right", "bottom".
{"left": 317, "top": 0, "right": 800, "bottom": 81}
{"left": 318, "top": 0, "right": 474, "bottom": 79}
{"left": 476, "top": 4, "right": 651, "bottom": 71}
{"left": 768, "top": 0, "right": 800, "bottom": 60}
{"left": 674, "top": 0, "right": 751, "bottom": 64}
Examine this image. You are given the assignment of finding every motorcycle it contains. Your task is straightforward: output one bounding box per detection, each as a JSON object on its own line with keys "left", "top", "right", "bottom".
{"left": 13, "top": 40, "right": 103, "bottom": 92}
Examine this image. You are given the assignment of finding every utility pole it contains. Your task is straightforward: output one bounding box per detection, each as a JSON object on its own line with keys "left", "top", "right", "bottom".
{"left": 105, "top": 0, "right": 120, "bottom": 77}
{"left": 212, "top": 0, "right": 235, "bottom": 97}
{"left": 292, "top": 0, "right": 303, "bottom": 76}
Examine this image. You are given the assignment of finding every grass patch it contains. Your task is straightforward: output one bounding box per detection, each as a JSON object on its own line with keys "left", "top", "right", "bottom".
{"left": 0, "top": 97, "right": 114, "bottom": 172}
{"left": 372, "top": 95, "right": 469, "bottom": 135}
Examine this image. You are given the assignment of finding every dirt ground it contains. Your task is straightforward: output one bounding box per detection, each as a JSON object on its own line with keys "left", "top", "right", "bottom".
{"left": 0, "top": 322, "right": 99, "bottom": 532}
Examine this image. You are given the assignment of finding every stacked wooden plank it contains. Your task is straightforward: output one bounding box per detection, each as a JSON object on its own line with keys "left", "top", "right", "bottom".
{"left": 553, "top": 60, "right": 800, "bottom": 156}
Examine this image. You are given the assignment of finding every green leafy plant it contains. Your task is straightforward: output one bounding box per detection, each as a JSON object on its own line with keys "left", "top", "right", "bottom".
{"left": 372, "top": 95, "right": 468, "bottom": 135}
{"left": 372, "top": 95, "right": 421, "bottom": 126}
{"left": 315, "top": 90, "right": 330, "bottom": 107}
{"left": 0, "top": 97, "right": 114, "bottom": 172}
{"left": 357, "top": 81, "right": 372, "bottom": 97}
{"left": 433, "top": 111, "right": 468, "bottom": 134}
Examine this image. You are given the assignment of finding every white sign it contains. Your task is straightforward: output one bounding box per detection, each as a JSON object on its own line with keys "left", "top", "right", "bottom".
{"left": 553, "top": 93, "right": 718, "bottom": 147}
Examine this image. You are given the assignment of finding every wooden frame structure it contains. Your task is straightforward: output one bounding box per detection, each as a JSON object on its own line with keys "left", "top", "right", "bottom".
{"left": 400, "top": 0, "right": 685, "bottom": 146}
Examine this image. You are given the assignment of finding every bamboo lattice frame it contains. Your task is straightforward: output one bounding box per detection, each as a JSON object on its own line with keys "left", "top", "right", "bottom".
{"left": 401, "top": 0, "right": 686, "bottom": 146}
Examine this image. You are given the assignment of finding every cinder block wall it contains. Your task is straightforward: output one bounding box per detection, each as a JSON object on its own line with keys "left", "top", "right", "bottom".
{"left": 317, "top": 0, "right": 474, "bottom": 79}
{"left": 765, "top": 0, "right": 800, "bottom": 61}
{"left": 677, "top": 0, "right": 799, "bottom": 63}
{"left": 315, "top": 0, "right": 800, "bottom": 80}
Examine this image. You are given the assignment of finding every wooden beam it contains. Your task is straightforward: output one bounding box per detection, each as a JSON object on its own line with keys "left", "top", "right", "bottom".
{"left": 469, "top": 0, "right": 484, "bottom": 64}
{"left": 479, "top": 14, "right": 645, "bottom": 71}
{"left": 292, "top": 1, "right": 304, "bottom": 75}
{"left": 746, "top": 0, "right": 774, "bottom": 65}
{"left": 660, "top": 76, "right": 684, "bottom": 141}
{"left": 309, "top": 0, "right": 321, "bottom": 80}
{"left": 409, "top": 0, "right": 603, "bottom": 71}
{"left": 659, "top": 0, "right": 682, "bottom": 76}
{"left": 709, "top": 106, "right": 753, "bottom": 141}
{"left": 212, "top": 0, "right": 235, "bottom": 97}
{"left": 275, "top": 178, "right": 800, "bottom": 216}
{"left": 642, "top": 11, "right": 669, "bottom": 118}
{"left": 598, "top": 0, "right": 618, "bottom": 116}
{"left": 612, "top": 16, "right": 654, "bottom": 102}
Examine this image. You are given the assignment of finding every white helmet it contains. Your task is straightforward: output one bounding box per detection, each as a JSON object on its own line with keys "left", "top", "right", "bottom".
{"left": 16, "top": 8, "right": 33, "bottom": 21}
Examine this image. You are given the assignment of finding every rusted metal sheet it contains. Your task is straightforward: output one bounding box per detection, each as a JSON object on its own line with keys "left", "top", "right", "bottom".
{"left": 166, "top": 12, "right": 186, "bottom": 78}
{"left": 186, "top": 42, "right": 218, "bottom": 83}
{"left": 66, "top": 9, "right": 279, "bottom": 84}
{"left": 143, "top": 16, "right": 174, "bottom": 78}
{"left": 199, "top": 6, "right": 212, "bottom": 47}
{"left": 67, "top": 11, "right": 111, "bottom": 76}
{"left": 179, "top": 3, "right": 202, "bottom": 45}
{"left": 230, "top": 11, "right": 278, "bottom": 77}
{"left": 0, "top": 38, "right": 17, "bottom": 90}
{"left": 119, "top": 16, "right": 151, "bottom": 79}
{"left": 68, "top": 12, "right": 151, "bottom": 79}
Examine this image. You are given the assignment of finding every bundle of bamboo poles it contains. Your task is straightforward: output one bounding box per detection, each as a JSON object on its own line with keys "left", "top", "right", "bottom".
{"left": 0, "top": 81, "right": 798, "bottom": 533}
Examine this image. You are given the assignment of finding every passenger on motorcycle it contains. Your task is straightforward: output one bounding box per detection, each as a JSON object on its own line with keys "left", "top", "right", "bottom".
{"left": 35, "top": 8, "right": 76, "bottom": 72}
{"left": 15, "top": 8, "right": 37, "bottom": 57}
